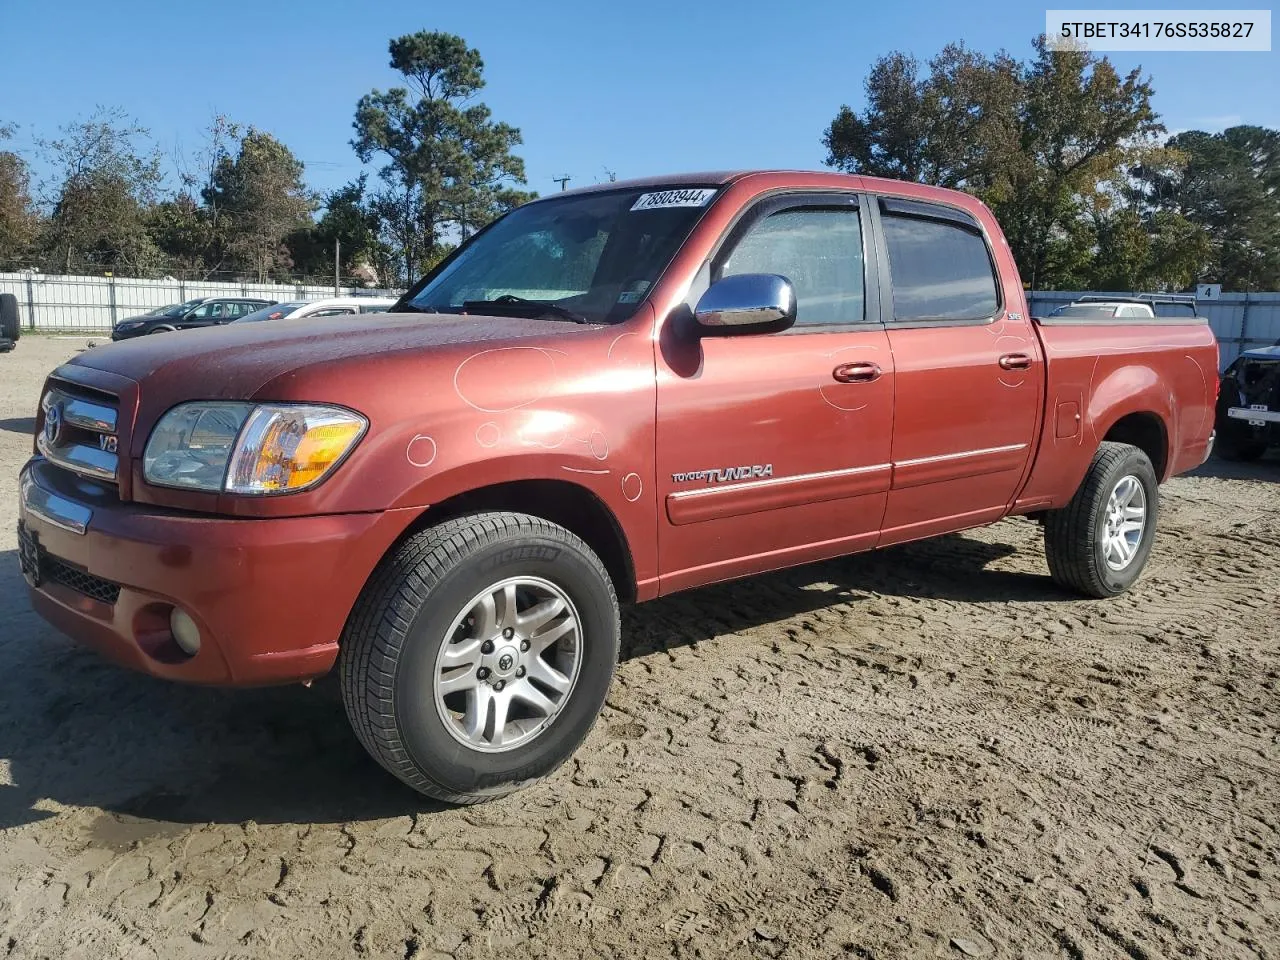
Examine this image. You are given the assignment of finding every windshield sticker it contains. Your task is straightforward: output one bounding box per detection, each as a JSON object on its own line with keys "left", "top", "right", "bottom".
{"left": 631, "top": 189, "right": 717, "bottom": 211}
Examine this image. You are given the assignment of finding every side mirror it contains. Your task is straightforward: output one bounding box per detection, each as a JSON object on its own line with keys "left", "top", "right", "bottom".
{"left": 694, "top": 274, "right": 796, "bottom": 333}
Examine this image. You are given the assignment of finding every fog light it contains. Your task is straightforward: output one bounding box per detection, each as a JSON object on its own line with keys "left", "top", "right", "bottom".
{"left": 169, "top": 608, "right": 202, "bottom": 656}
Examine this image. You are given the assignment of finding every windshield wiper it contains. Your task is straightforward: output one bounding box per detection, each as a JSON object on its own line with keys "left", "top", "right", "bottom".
{"left": 462, "top": 296, "right": 589, "bottom": 324}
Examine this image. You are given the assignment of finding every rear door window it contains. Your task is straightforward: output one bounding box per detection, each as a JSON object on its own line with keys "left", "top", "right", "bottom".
{"left": 880, "top": 201, "right": 998, "bottom": 322}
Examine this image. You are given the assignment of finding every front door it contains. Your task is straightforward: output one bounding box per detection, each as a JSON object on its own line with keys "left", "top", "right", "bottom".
{"left": 655, "top": 193, "right": 894, "bottom": 594}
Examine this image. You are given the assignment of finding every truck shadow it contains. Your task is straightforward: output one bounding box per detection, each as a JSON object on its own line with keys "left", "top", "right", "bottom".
{"left": 1190, "top": 449, "right": 1280, "bottom": 482}
{"left": 0, "top": 416, "right": 36, "bottom": 436}
{"left": 0, "top": 529, "right": 1064, "bottom": 830}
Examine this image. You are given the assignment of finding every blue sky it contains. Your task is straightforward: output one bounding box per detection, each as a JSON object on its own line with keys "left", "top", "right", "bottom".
{"left": 2, "top": 0, "right": 1276, "bottom": 200}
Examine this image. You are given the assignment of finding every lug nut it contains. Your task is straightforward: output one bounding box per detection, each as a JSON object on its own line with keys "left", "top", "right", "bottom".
{"left": 481, "top": 640, "right": 494, "bottom": 654}
{"left": 520, "top": 639, "right": 530, "bottom": 652}
{"left": 494, "top": 680, "right": 506, "bottom": 691}
{"left": 515, "top": 666, "right": 526, "bottom": 678}
{"left": 502, "top": 627, "right": 515, "bottom": 640}
{"left": 477, "top": 667, "right": 490, "bottom": 680}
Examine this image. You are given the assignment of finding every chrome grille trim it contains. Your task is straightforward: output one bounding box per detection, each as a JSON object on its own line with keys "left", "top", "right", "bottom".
{"left": 35, "top": 435, "right": 119, "bottom": 482}
{"left": 39, "top": 384, "right": 122, "bottom": 484}
{"left": 19, "top": 466, "right": 93, "bottom": 535}
{"left": 44, "top": 390, "right": 118, "bottom": 433}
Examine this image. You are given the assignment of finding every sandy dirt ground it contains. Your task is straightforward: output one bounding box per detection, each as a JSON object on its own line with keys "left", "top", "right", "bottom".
{"left": 0, "top": 336, "right": 1277, "bottom": 960}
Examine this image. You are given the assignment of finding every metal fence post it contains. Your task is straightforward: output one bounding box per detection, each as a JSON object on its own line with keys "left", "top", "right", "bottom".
{"left": 25, "top": 273, "right": 36, "bottom": 331}
{"left": 108, "top": 275, "right": 118, "bottom": 326}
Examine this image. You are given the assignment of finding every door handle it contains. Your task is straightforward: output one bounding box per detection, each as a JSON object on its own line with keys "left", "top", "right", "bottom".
{"left": 998, "top": 353, "right": 1033, "bottom": 371}
{"left": 832, "top": 361, "right": 881, "bottom": 383}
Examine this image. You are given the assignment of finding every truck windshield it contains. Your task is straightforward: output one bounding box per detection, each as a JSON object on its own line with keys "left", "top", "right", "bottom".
{"left": 403, "top": 186, "right": 720, "bottom": 325}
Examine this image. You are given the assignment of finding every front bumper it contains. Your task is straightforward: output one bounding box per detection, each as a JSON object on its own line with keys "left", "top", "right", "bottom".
{"left": 18, "top": 457, "right": 417, "bottom": 685}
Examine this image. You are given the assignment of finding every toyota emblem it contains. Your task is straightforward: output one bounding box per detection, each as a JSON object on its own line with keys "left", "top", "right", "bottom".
{"left": 43, "top": 404, "right": 63, "bottom": 446}
{"left": 498, "top": 654, "right": 514, "bottom": 671}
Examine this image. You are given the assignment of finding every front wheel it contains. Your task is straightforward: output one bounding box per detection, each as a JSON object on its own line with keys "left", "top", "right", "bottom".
{"left": 1044, "top": 441, "right": 1159, "bottom": 598}
{"left": 340, "top": 512, "right": 620, "bottom": 803}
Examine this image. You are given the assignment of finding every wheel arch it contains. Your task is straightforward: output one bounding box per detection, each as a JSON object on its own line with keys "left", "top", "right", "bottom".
{"left": 1101, "top": 411, "right": 1169, "bottom": 480}
{"left": 1087, "top": 363, "right": 1175, "bottom": 482}
{"left": 381, "top": 478, "right": 638, "bottom": 604}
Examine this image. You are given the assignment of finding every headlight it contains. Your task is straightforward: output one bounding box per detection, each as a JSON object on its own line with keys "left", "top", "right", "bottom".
{"left": 143, "top": 402, "right": 367, "bottom": 495}
{"left": 143, "top": 402, "right": 252, "bottom": 491}
{"left": 116, "top": 321, "right": 142, "bottom": 331}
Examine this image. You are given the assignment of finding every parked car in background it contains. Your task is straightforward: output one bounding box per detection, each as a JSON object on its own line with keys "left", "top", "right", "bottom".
{"left": 0, "top": 292, "right": 20, "bottom": 353}
{"left": 233, "top": 297, "right": 397, "bottom": 324}
{"left": 19, "top": 170, "right": 1218, "bottom": 804}
{"left": 1046, "top": 295, "right": 1199, "bottom": 322}
{"left": 1216, "top": 345, "right": 1280, "bottom": 460}
{"left": 111, "top": 297, "right": 276, "bottom": 340}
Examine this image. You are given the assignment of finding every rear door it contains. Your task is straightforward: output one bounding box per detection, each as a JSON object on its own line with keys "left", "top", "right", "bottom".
{"left": 655, "top": 192, "right": 895, "bottom": 592}
{"left": 871, "top": 195, "right": 1043, "bottom": 545}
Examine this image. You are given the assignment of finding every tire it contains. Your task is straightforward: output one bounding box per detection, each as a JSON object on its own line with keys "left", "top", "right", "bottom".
{"left": 1218, "top": 438, "right": 1267, "bottom": 462}
{"left": 340, "top": 512, "right": 620, "bottom": 803}
{"left": 0, "top": 293, "right": 20, "bottom": 342}
{"left": 148, "top": 325, "right": 176, "bottom": 335}
{"left": 1044, "top": 441, "right": 1160, "bottom": 598}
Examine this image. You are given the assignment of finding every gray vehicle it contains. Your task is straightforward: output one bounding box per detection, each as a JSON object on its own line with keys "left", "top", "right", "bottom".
{"left": 1216, "top": 345, "right": 1280, "bottom": 460}
{"left": 110, "top": 297, "right": 276, "bottom": 341}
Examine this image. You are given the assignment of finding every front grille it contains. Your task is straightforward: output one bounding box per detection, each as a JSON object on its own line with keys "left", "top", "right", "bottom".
{"left": 38, "top": 380, "right": 122, "bottom": 488}
{"left": 44, "top": 555, "right": 121, "bottom": 605}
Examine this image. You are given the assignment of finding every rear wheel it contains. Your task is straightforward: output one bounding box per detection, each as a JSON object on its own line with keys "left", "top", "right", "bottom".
{"left": 1044, "top": 442, "right": 1159, "bottom": 598}
{"left": 340, "top": 512, "right": 620, "bottom": 803}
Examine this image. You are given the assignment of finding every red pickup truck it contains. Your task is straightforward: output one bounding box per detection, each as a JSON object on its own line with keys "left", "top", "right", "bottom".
{"left": 18, "top": 171, "right": 1218, "bottom": 802}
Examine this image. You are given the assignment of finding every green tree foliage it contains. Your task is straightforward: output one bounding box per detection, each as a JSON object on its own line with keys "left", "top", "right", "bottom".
{"left": 352, "top": 31, "right": 534, "bottom": 281}
{"left": 824, "top": 39, "right": 1178, "bottom": 289}
{"left": 0, "top": 125, "right": 39, "bottom": 265}
{"left": 146, "top": 192, "right": 217, "bottom": 277}
{"left": 1135, "top": 126, "right": 1280, "bottom": 290}
{"left": 203, "top": 128, "right": 317, "bottom": 281}
{"left": 40, "top": 109, "right": 164, "bottom": 275}
{"left": 287, "top": 175, "right": 395, "bottom": 285}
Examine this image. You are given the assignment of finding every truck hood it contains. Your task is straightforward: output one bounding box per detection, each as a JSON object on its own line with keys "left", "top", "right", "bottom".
{"left": 69, "top": 311, "right": 598, "bottom": 399}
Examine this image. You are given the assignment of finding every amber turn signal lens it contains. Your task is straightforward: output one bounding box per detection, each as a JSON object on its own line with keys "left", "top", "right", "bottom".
{"left": 225, "top": 405, "right": 367, "bottom": 495}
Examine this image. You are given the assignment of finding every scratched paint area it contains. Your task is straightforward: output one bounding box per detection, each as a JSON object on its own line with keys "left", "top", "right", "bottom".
{"left": 402, "top": 333, "right": 650, "bottom": 489}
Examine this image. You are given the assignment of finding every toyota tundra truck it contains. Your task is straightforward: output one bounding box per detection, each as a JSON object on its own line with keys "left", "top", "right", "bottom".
{"left": 17, "top": 171, "right": 1218, "bottom": 803}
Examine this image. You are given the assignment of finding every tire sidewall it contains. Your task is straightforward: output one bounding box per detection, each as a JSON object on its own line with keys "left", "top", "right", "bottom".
{"left": 394, "top": 532, "right": 619, "bottom": 798}
{"left": 1090, "top": 452, "right": 1159, "bottom": 594}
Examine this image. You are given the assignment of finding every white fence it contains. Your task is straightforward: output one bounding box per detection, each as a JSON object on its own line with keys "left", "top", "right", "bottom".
{"left": 0, "top": 272, "right": 403, "bottom": 332}
{"left": 4, "top": 272, "right": 1278, "bottom": 369}
{"left": 1027, "top": 290, "right": 1280, "bottom": 368}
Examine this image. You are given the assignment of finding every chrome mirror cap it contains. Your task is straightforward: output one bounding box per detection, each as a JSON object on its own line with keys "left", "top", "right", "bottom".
{"left": 694, "top": 274, "right": 797, "bottom": 330}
